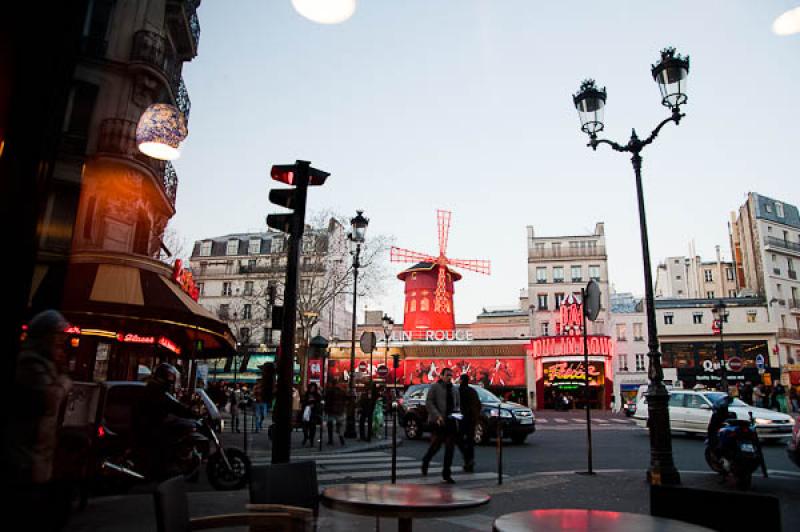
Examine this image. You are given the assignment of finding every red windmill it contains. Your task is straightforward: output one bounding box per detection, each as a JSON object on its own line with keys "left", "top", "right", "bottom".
{"left": 391, "top": 210, "right": 491, "bottom": 339}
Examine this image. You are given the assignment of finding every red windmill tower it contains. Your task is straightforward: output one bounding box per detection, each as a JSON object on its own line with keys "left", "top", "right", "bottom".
{"left": 391, "top": 210, "right": 491, "bottom": 339}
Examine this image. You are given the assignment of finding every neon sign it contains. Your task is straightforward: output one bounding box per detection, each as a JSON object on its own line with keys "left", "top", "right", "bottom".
{"left": 529, "top": 335, "right": 614, "bottom": 358}
{"left": 388, "top": 330, "right": 474, "bottom": 342}
{"left": 158, "top": 336, "right": 181, "bottom": 354}
{"left": 117, "top": 333, "right": 155, "bottom": 344}
{"left": 559, "top": 294, "right": 583, "bottom": 336}
{"left": 543, "top": 361, "right": 604, "bottom": 387}
{"left": 172, "top": 259, "right": 200, "bottom": 301}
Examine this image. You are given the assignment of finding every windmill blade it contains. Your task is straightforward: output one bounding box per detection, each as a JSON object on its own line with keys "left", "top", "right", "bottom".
{"left": 390, "top": 246, "right": 436, "bottom": 264}
{"left": 447, "top": 258, "right": 491, "bottom": 275}
{"left": 434, "top": 264, "right": 448, "bottom": 312}
{"left": 437, "top": 210, "right": 452, "bottom": 257}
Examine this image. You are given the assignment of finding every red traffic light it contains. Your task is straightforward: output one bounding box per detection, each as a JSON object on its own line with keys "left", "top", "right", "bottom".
{"left": 271, "top": 164, "right": 296, "bottom": 185}
{"left": 270, "top": 162, "right": 329, "bottom": 186}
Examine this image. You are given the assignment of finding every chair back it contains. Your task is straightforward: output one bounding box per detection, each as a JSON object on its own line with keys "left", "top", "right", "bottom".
{"left": 650, "top": 484, "right": 781, "bottom": 531}
{"left": 154, "top": 476, "right": 190, "bottom": 532}
{"left": 249, "top": 461, "right": 319, "bottom": 516}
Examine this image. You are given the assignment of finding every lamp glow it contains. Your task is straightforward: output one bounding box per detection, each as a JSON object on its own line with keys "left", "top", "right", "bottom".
{"left": 291, "top": 0, "right": 356, "bottom": 24}
{"left": 774, "top": 6, "right": 800, "bottom": 35}
{"left": 136, "top": 104, "right": 187, "bottom": 161}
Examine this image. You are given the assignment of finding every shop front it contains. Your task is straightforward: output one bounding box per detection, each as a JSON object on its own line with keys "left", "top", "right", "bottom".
{"left": 661, "top": 340, "right": 779, "bottom": 389}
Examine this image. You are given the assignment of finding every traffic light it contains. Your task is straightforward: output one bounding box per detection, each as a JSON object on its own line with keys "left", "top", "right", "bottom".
{"left": 266, "top": 161, "right": 330, "bottom": 235}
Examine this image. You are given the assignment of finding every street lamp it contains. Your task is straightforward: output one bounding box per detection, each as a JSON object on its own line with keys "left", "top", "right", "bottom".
{"left": 345, "top": 210, "right": 369, "bottom": 438}
{"left": 712, "top": 301, "right": 730, "bottom": 392}
{"left": 382, "top": 313, "right": 394, "bottom": 370}
{"left": 572, "top": 47, "right": 690, "bottom": 487}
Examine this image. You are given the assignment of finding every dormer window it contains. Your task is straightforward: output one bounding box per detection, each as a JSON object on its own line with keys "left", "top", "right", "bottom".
{"left": 248, "top": 239, "right": 261, "bottom": 254}
{"left": 199, "top": 240, "right": 212, "bottom": 256}
{"left": 226, "top": 240, "right": 239, "bottom": 255}
{"left": 776, "top": 202, "right": 784, "bottom": 218}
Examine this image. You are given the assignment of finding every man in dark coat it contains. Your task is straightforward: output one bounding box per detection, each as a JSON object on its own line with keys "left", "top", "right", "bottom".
{"left": 324, "top": 378, "right": 347, "bottom": 446}
{"left": 458, "top": 374, "right": 481, "bottom": 473}
{"left": 421, "top": 367, "right": 460, "bottom": 483}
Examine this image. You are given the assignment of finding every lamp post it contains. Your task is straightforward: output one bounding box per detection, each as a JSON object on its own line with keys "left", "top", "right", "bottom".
{"left": 345, "top": 210, "right": 369, "bottom": 438}
{"left": 572, "top": 47, "right": 689, "bottom": 486}
{"left": 382, "top": 314, "right": 394, "bottom": 439}
{"left": 712, "top": 301, "right": 729, "bottom": 392}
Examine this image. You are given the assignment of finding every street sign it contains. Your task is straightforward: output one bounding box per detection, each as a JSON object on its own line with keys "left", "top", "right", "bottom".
{"left": 755, "top": 354, "right": 765, "bottom": 369}
{"left": 377, "top": 365, "right": 389, "bottom": 378}
{"left": 360, "top": 331, "right": 377, "bottom": 354}
{"left": 358, "top": 361, "right": 368, "bottom": 372}
{"left": 584, "top": 280, "right": 601, "bottom": 322}
{"left": 727, "top": 357, "right": 743, "bottom": 372}
{"left": 711, "top": 319, "right": 721, "bottom": 335}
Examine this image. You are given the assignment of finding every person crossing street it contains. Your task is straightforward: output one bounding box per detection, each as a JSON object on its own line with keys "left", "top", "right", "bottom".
{"left": 421, "top": 367, "right": 460, "bottom": 484}
{"left": 458, "top": 374, "right": 480, "bottom": 473}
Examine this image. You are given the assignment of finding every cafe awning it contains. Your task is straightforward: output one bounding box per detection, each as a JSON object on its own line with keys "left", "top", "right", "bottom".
{"left": 39, "top": 251, "right": 235, "bottom": 356}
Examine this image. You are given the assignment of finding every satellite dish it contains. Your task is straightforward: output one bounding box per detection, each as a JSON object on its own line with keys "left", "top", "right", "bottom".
{"left": 359, "top": 331, "right": 377, "bottom": 354}
{"left": 584, "top": 280, "right": 601, "bottom": 322}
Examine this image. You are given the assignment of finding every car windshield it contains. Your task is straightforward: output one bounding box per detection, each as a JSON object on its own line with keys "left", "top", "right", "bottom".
{"left": 704, "top": 392, "right": 747, "bottom": 407}
{"left": 472, "top": 385, "right": 501, "bottom": 403}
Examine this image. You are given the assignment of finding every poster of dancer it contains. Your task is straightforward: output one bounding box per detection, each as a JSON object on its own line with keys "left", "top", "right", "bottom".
{"left": 403, "top": 358, "right": 525, "bottom": 387}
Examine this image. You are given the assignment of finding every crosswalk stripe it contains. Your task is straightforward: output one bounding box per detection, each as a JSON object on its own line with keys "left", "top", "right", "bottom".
{"left": 609, "top": 419, "right": 630, "bottom": 424}
{"left": 376, "top": 472, "right": 501, "bottom": 485}
{"left": 318, "top": 466, "right": 441, "bottom": 482}
{"left": 537, "top": 419, "right": 549, "bottom": 423}
{"left": 291, "top": 451, "right": 391, "bottom": 460}
{"left": 320, "top": 460, "right": 426, "bottom": 472}
{"left": 554, "top": 418, "right": 568, "bottom": 423}
{"left": 593, "top": 419, "right": 609, "bottom": 424}
{"left": 571, "top": 418, "right": 586, "bottom": 423}
{"left": 310, "top": 456, "right": 404, "bottom": 465}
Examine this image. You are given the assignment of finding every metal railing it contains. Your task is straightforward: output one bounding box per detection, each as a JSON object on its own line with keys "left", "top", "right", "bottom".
{"left": 765, "top": 236, "right": 800, "bottom": 254}
{"left": 529, "top": 245, "right": 607, "bottom": 259}
{"left": 778, "top": 328, "right": 800, "bottom": 340}
{"left": 789, "top": 299, "right": 800, "bottom": 311}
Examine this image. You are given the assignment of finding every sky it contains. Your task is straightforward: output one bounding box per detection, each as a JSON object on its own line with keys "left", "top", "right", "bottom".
{"left": 171, "top": 0, "right": 800, "bottom": 324}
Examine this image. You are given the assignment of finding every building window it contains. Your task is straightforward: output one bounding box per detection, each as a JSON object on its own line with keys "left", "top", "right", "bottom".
{"left": 239, "top": 327, "right": 250, "bottom": 342}
{"left": 420, "top": 298, "right": 429, "bottom": 311}
{"left": 247, "top": 258, "right": 256, "bottom": 271}
{"left": 676, "top": 274, "right": 682, "bottom": 280}
{"left": 571, "top": 265, "right": 582, "bottom": 282}
{"left": 726, "top": 268, "right": 735, "bottom": 281}
{"left": 553, "top": 266, "right": 564, "bottom": 283}
{"left": 589, "top": 265, "right": 600, "bottom": 281}
{"left": 249, "top": 239, "right": 261, "bottom": 254}
{"left": 635, "top": 354, "right": 646, "bottom": 372}
{"left": 222, "top": 282, "right": 232, "bottom": 296}
{"left": 536, "top": 267, "right": 547, "bottom": 283}
{"left": 302, "top": 236, "right": 315, "bottom": 253}
{"left": 200, "top": 241, "right": 212, "bottom": 256}
{"left": 219, "top": 304, "right": 230, "bottom": 320}
{"left": 244, "top": 281, "right": 254, "bottom": 296}
{"left": 226, "top": 239, "right": 239, "bottom": 255}
{"left": 619, "top": 355, "right": 628, "bottom": 372}
{"left": 197, "top": 282, "right": 204, "bottom": 296}
{"left": 776, "top": 202, "right": 784, "bottom": 218}
{"left": 541, "top": 322, "right": 550, "bottom": 336}
{"left": 633, "top": 323, "right": 643, "bottom": 341}
{"left": 301, "top": 279, "right": 311, "bottom": 294}
{"left": 537, "top": 294, "right": 548, "bottom": 310}
{"left": 692, "top": 312, "right": 703, "bottom": 324}
{"left": 616, "top": 323, "right": 627, "bottom": 341}
{"left": 664, "top": 313, "right": 674, "bottom": 325}
{"left": 747, "top": 311, "right": 757, "bottom": 323}
{"left": 552, "top": 243, "right": 561, "bottom": 256}
{"left": 706, "top": 291, "right": 715, "bottom": 299}
{"left": 555, "top": 293, "right": 565, "bottom": 309}
{"left": 534, "top": 242, "right": 545, "bottom": 254}
{"left": 704, "top": 270, "right": 713, "bottom": 282}
{"left": 728, "top": 290, "right": 736, "bottom": 297}
{"left": 765, "top": 203, "right": 773, "bottom": 213}
{"left": 243, "top": 304, "right": 252, "bottom": 320}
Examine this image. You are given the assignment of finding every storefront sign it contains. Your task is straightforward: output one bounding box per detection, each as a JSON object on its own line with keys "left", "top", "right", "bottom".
{"left": 308, "top": 359, "right": 322, "bottom": 383}
{"left": 529, "top": 335, "right": 614, "bottom": 358}
{"left": 172, "top": 259, "right": 200, "bottom": 301}
{"left": 542, "top": 361, "right": 604, "bottom": 387}
{"left": 559, "top": 295, "right": 584, "bottom": 335}
{"left": 388, "top": 330, "right": 474, "bottom": 342}
{"left": 117, "top": 333, "right": 155, "bottom": 344}
{"left": 404, "top": 358, "right": 525, "bottom": 387}
{"left": 157, "top": 336, "right": 181, "bottom": 355}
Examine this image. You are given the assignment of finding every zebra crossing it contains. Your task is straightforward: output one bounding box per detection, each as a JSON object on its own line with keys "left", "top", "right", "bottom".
{"left": 536, "top": 416, "right": 638, "bottom": 430}
{"left": 250, "top": 450, "right": 504, "bottom": 487}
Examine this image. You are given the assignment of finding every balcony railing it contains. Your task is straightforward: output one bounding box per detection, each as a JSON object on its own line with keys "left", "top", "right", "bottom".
{"left": 789, "top": 299, "right": 800, "bottom": 311}
{"left": 239, "top": 264, "right": 284, "bottom": 274}
{"left": 176, "top": 77, "right": 191, "bottom": 120}
{"left": 778, "top": 328, "right": 800, "bottom": 340}
{"left": 166, "top": 0, "right": 201, "bottom": 59}
{"left": 765, "top": 236, "right": 800, "bottom": 254}
{"left": 131, "top": 30, "right": 190, "bottom": 122}
{"left": 96, "top": 118, "right": 178, "bottom": 209}
{"left": 529, "top": 245, "right": 607, "bottom": 259}
{"left": 790, "top": 270, "right": 798, "bottom": 280}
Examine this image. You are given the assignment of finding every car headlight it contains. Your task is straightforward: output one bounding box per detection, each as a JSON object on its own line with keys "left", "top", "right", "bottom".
{"left": 488, "top": 408, "right": 499, "bottom": 417}
{"left": 500, "top": 409, "right": 513, "bottom": 418}
{"left": 754, "top": 418, "right": 772, "bottom": 425}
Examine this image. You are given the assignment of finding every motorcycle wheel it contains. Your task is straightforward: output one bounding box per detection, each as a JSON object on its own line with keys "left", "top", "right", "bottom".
{"left": 207, "top": 448, "right": 250, "bottom": 491}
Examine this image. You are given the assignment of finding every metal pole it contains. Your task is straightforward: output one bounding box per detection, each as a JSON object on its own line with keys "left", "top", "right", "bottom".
{"left": 392, "top": 354, "right": 399, "bottom": 484}
{"left": 243, "top": 394, "right": 248, "bottom": 455}
{"left": 384, "top": 334, "right": 389, "bottom": 440}
{"left": 581, "top": 287, "right": 594, "bottom": 475}
{"left": 632, "top": 151, "right": 681, "bottom": 486}
{"left": 718, "top": 302, "right": 728, "bottom": 392}
{"left": 345, "top": 244, "right": 360, "bottom": 438}
{"left": 496, "top": 412, "right": 503, "bottom": 485}
{"left": 272, "top": 161, "right": 310, "bottom": 465}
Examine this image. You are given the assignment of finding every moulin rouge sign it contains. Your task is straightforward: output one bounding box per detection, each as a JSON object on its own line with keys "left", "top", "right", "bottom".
{"left": 528, "top": 295, "right": 614, "bottom": 358}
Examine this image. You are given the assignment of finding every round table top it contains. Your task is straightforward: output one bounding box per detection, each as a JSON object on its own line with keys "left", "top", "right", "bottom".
{"left": 322, "top": 482, "right": 491, "bottom": 519}
{"left": 493, "top": 509, "right": 714, "bottom": 532}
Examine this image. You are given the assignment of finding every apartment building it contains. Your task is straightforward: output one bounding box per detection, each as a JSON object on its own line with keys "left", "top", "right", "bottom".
{"left": 655, "top": 245, "right": 738, "bottom": 300}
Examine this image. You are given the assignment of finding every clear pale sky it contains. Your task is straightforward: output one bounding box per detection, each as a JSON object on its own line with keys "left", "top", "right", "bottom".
{"left": 171, "top": 1, "right": 800, "bottom": 324}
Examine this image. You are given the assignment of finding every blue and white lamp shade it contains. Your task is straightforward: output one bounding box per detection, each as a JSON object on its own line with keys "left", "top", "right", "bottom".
{"left": 136, "top": 104, "right": 187, "bottom": 161}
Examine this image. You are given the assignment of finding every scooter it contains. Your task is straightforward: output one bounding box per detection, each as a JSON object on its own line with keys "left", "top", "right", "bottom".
{"left": 102, "top": 389, "right": 250, "bottom": 491}
{"left": 623, "top": 401, "right": 636, "bottom": 417}
{"left": 704, "top": 396, "right": 767, "bottom": 490}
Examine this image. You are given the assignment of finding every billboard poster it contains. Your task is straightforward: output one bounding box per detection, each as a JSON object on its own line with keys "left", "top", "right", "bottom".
{"left": 404, "top": 358, "right": 525, "bottom": 387}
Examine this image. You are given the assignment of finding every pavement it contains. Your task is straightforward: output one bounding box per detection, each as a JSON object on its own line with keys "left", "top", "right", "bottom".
{"left": 62, "top": 410, "right": 800, "bottom": 531}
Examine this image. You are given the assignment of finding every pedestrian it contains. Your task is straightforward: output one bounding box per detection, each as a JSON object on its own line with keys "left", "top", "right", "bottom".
{"left": 421, "top": 367, "right": 460, "bottom": 484}
{"left": 753, "top": 384, "right": 764, "bottom": 408}
{"left": 229, "top": 385, "right": 241, "bottom": 433}
{"left": 301, "top": 383, "right": 322, "bottom": 446}
{"left": 741, "top": 381, "right": 753, "bottom": 405}
{"left": 358, "top": 385, "right": 376, "bottom": 442}
{"left": 774, "top": 383, "right": 788, "bottom": 414}
{"left": 259, "top": 363, "right": 275, "bottom": 429}
{"left": 610, "top": 394, "right": 616, "bottom": 413}
{"left": 324, "top": 378, "right": 347, "bottom": 446}
{"left": 790, "top": 386, "right": 800, "bottom": 413}
{"left": 458, "top": 374, "right": 480, "bottom": 473}
{"left": 2, "top": 310, "right": 74, "bottom": 531}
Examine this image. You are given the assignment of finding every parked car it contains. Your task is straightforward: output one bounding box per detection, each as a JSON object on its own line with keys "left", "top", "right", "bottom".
{"left": 398, "top": 383, "right": 535, "bottom": 444}
{"left": 633, "top": 389, "right": 794, "bottom": 440}
{"left": 787, "top": 415, "right": 800, "bottom": 467}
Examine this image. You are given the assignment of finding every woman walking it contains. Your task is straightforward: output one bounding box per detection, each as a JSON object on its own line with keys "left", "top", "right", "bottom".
{"left": 301, "top": 383, "right": 322, "bottom": 446}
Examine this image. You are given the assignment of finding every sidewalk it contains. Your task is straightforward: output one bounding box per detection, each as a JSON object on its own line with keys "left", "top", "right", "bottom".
{"left": 63, "top": 468, "right": 800, "bottom": 531}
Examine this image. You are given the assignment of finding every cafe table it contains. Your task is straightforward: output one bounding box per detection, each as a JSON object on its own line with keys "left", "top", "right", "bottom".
{"left": 321, "top": 482, "right": 491, "bottom": 532}
{"left": 492, "top": 509, "right": 715, "bottom": 532}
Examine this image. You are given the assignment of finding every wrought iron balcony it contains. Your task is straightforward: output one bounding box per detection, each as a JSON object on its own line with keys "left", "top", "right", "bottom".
{"left": 778, "top": 327, "right": 800, "bottom": 340}
{"left": 164, "top": 162, "right": 178, "bottom": 207}
{"left": 130, "top": 30, "right": 190, "bottom": 122}
{"left": 529, "top": 244, "right": 607, "bottom": 259}
{"left": 765, "top": 236, "right": 800, "bottom": 255}
{"left": 166, "top": 0, "right": 201, "bottom": 60}
{"left": 789, "top": 298, "right": 800, "bottom": 311}
{"left": 176, "top": 78, "right": 191, "bottom": 120}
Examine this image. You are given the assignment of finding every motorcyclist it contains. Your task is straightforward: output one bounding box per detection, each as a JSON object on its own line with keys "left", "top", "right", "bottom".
{"left": 707, "top": 394, "right": 734, "bottom": 454}
{"left": 133, "top": 363, "right": 199, "bottom": 477}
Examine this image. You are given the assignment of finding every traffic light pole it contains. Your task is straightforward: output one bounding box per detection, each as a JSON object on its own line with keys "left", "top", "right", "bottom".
{"left": 271, "top": 161, "right": 310, "bottom": 464}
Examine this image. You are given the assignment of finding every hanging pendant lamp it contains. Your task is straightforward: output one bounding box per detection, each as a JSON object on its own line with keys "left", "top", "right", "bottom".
{"left": 136, "top": 103, "right": 187, "bottom": 161}
{"left": 291, "top": 0, "right": 356, "bottom": 25}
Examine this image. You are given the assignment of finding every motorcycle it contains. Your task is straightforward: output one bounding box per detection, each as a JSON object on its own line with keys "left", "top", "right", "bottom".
{"left": 704, "top": 396, "right": 767, "bottom": 490}
{"left": 102, "top": 389, "right": 250, "bottom": 491}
